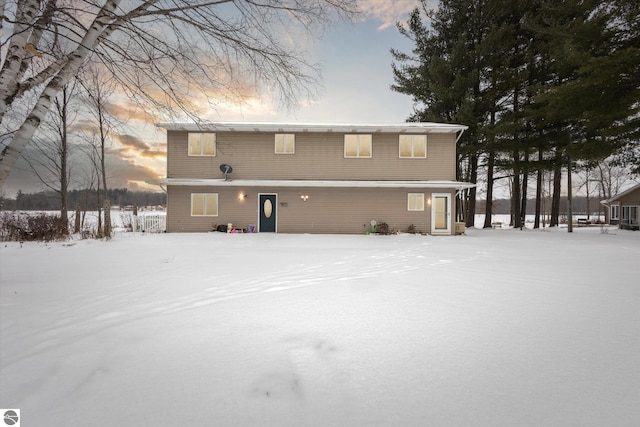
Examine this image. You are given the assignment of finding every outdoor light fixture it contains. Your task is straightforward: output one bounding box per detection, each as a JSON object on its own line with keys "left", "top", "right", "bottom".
{"left": 300, "top": 194, "right": 309, "bottom": 202}
{"left": 238, "top": 192, "right": 247, "bottom": 200}
{"left": 427, "top": 197, "right": 432, "bottom": 206}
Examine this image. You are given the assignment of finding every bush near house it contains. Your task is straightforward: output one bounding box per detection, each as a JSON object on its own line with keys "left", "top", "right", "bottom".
{"left": 0, "top": 212, "right": 69, "bottom": 242}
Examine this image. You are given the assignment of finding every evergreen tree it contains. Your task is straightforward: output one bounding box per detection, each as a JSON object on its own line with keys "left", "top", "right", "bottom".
{"left": 392, "top": 0, "right": 639, "bottom": 230}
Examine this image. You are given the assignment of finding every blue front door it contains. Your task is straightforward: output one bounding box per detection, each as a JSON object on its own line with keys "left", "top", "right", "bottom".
{"left": 259, "top": 194, "right": 277, "bottom": 232}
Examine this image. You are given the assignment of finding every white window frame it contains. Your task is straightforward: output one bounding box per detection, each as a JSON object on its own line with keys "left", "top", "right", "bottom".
{"left": 188, "top": 133, "right": 216, "bottom": 156}
{"left": 275, "top": 134, "right": 295, "bottom": 154}
{"left": 407, "top": 193, "right": 425, "bottom": 211}
{"left": 191, "top": 193, "right": 218, "bottom": 217}
{"left": 621, "top": 205, "right": 638, "bottom": 224}
{"left": 344, "top": 134, "right": 372, "bottom": 158}
{"left": 399, "top": 135, "right": 427, "bottom": 158}
{"left": 610, "top": 205, "right": 619, "bottom": 220}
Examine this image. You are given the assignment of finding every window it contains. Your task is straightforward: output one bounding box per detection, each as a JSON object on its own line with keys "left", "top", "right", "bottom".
{"left": 344, "top": 134, "right": 372, "bottom": 158}
{"left": 188, "top": 133, "right": 216, "bottom": 156}
{"left": 399, "top": 135, "right": 427, "bottom": 158}
{"left": 275, "top": 134, "right": 295, "bottom": 154}
{"left": 408, "top": 193, "right": 425, "bottom": 211}
{"left": 621, "top": 206, "right": 638, "bottom": 224}
{"left": 610, "top": 205, "right": 619, "bottom": 220}
{"left": 191, "top": 193, "right": 218, "bottom": 216}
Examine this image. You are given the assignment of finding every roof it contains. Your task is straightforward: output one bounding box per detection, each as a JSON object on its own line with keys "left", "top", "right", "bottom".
{"left": 155, "top": 121, "right": 468, "bottom": 135}
{"left": 601, "top": 182, "right": 640, "bottom": 204}
{"left": 148, "top": 178, "right": 476, "bottom": 190}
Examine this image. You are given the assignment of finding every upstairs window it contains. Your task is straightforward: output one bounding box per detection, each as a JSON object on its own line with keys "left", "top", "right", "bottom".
{"left": 399, "top": 135, "right": 427, "bottom": 158}
{"left": 275, "top": 134, "right": 295, "bottom": 154}
{"left": 408, "top": 193, "right": 425, "bottom": 211}
{"left": 191, "top": 193, "right": 218, "bottom": 216}
{"left": 188, "top": 133, "right": 216, "bottom": 156}
{"left": 344, "top": 134, "right": 372, "bottom": 158}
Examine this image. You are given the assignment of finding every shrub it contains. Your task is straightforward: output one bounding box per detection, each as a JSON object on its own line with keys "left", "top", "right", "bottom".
{"left": 0, "top": 212, "right": 69, "bottom": 242}
{"left": 377, "top": 222, "right": 389, "bottom": 235}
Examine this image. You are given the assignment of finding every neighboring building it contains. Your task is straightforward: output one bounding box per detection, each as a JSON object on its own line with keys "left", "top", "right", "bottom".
{"left": 601, "top": 183, "right": 640, "bottom": 230}
{"left": 150, "top": 122, "right": 475, "bottom": 234}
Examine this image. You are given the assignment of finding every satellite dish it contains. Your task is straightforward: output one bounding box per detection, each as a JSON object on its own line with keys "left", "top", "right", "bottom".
{"left": 219, "top": 164, "right": 233, "bottom": 181}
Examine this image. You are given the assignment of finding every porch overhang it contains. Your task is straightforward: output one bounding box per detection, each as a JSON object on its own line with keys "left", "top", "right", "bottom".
{"left": 147, "top": 178, "right": 476, "bottom": 190}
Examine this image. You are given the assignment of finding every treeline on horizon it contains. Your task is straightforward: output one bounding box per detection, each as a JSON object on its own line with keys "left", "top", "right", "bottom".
{"left": 0, "top": 188, "right": 166, "bottom": 211}
{"left": 1, "top": 188, "right": 605, "bottom": 216}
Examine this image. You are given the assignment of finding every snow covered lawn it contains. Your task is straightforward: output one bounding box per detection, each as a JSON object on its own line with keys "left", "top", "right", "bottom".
{"left": 1, "top": 228, "right": 639, "bottom": 426}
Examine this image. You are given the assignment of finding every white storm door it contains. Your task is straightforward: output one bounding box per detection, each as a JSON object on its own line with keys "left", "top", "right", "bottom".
{"left": 431, "top": 193, "right": 451, "bottom": 235}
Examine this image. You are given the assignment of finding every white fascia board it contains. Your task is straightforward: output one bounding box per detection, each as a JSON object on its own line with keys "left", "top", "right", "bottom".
{"left": 155, "top": 121, "right": 468, "bottom": 134}
{"left": 601, "top": 182, "right": 640, "bottom": 204}
{"left": 147, "top": 178, "right": 476, "bottom": 190}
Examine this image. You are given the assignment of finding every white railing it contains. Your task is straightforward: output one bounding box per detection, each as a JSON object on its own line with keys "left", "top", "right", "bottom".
{"left": 132, "top": 214, "right": 166, "bottom": 233}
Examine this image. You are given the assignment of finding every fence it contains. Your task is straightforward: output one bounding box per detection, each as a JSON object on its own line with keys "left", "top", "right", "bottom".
{"left": 132, "top": 214, "right": 166, "bottom": 233}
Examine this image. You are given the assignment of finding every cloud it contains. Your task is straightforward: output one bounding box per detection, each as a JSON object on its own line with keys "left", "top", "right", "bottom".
{"left": 104, "top": 154, "right": 165, "bottom": 192}
{"left": 111, "top": 134, "right": 166, "bottom": 160}
{"left": 106, "top": 99, "right": 159, "bottom": 123}
{"left": 358, "top": 0, "right": 434, "bottom": 31}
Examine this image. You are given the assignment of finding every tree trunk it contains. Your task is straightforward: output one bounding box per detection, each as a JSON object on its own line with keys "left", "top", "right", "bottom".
{"left": 104, "top": 198, "right": 111, "bottom": 238}
{"left": 520, "top": 150, "right": 529, "bottom": 228}
{"left": 483, "top": 150, "right": 495, "bottom": 228}
{"left": 567, "top": 151, "right": 573, "bottom": 233}
{"left": 0, "top": 0, "right": 122, "bottom": 188}
{"left": 534, "top": 146, "right": 543, "bottom": 229}
{"left": 483, "top": 89, "right": 497, "bottom": 229}
{"left": 512, "top": 155, "right": 522, "bottom": 228}
{"left": 550, "top": 150, "right": 562, "bottom": 227}
{"left": 466, "top": 154, "right": 478, "bottom": 227}
{"left": 60, "top": 89, "right": 69, "bottom": 234}
{"left": 456, "top": 154, "right": 464, "bottom": 222}
{"left": 74, "top": 205, "right": 81, "bottom": 233}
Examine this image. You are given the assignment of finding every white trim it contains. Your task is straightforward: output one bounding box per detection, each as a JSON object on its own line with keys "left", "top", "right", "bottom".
{"left": 399, "top": 135, "right": 427, "bottom": 159}
{"left": 157, "top": 121, "right": 468, "bottom": 134}
{"left": 344, "top": 134, "right": 372, "bottom": 158}
{"left": 601, "top": 182, "right": 640, "bottom": 204}
{"left": 149, "top": 178, "right": 476, "bottom": 190}
{"left": 610, "top": 204, "right": 619, "bottom": 220}
{"left": 431, "top": 193, "right": 452, "bottom": 235}
{"left": 191, "top": 193, "right": 218, "bottom": 216}
{"left": 621, "top": 205, "right": 639, "bottom": 222}
{"left": 187, "top": 132, "right": 216, "bottom": 157}
{"left": 274, "top": 133, "right": 295, "bottom": 154}
{"left": 407, "top": 193, "right": 425, "bottom": 211}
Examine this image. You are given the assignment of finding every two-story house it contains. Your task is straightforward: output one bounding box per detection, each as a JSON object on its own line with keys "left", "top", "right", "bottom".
{"left": 150, "top": 122, "right": 474, "bottom": 234}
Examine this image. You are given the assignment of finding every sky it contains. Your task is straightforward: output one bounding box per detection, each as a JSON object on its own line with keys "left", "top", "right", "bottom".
{"left": 2, "top": 0, "right": 428, "bottom": 198}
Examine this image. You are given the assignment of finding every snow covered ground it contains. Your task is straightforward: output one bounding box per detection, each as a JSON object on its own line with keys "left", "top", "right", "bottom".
{"left": 1, "top": 227, "right": 639, "bottom": 426}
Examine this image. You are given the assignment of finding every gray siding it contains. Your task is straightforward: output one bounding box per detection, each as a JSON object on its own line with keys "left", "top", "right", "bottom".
{"left": 168, "top": 185, "right": 455, "bottom": 234}
{"left": 167, "top": 131, "right": 456, "bottom": 181}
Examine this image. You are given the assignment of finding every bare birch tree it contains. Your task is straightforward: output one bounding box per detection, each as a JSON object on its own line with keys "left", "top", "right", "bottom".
{"left": 0, "top": 0, "right": 358, "bottom": 188}
{"left": 25, "top": 81, "right": 79, "bottom": 230}
{"left": 78, "top": 65, "right": 120, "bottom": 239}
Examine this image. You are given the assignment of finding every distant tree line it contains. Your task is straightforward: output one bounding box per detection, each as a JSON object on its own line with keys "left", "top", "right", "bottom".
{"left": 1, "top": 188, "right": 166, "bottom": 211}
{"left": 486, "top": 196, "right": 605, "bottom": 218}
